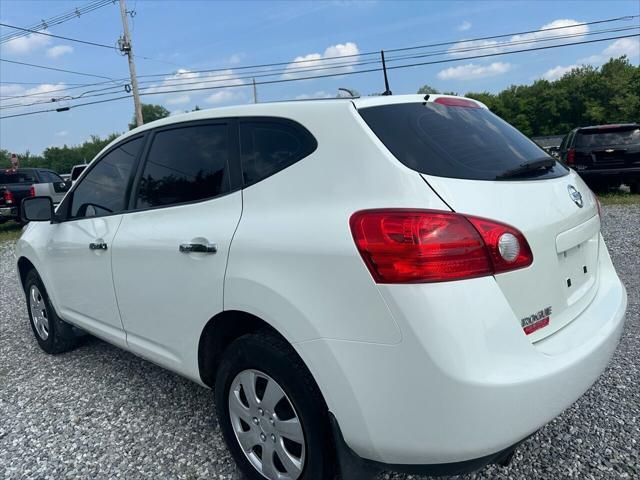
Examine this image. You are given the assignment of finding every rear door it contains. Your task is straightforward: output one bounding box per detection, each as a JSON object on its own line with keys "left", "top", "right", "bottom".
{"left": 359, "top": 99, "right": 600, "bottom": 341}
{"left": 111, "top": 121, "right": 242, "bottom": 376}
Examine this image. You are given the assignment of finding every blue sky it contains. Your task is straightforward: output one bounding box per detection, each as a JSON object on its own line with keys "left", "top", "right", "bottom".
{"left": 1, "top": 0, "right": 639, "bottom": 157}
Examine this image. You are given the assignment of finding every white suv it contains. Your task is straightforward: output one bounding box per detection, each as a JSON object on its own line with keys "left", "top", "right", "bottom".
{"left": 17, "top": 95, "right": 627, "bottom": 480}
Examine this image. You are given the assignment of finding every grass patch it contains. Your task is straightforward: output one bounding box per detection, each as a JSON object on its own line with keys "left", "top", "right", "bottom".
{"left": 0, "top": 221, "right": 22, "bottom": 242}
{"left": 598, "top": 191, "right": 640, "bottom": 206}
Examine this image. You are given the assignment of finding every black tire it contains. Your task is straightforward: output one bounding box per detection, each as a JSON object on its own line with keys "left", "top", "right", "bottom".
{"left": 215, "top": 332, "right": 334, "bottom": 480}
{"left": 630, "top": 182, "right": 640, "bottom": 195}
{"left": 24, "top": 269, "right": 78, "bottom": 354}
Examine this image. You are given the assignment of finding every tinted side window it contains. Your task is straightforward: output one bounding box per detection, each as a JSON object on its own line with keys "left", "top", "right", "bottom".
{"left": 71, "top": 137, "right": 143, "bottom": 218}
{"left": 136, "top": 124, "right": 230, "bottom": 208}
{"left": 240, "top": 120, "right": 317, "bottom": 185}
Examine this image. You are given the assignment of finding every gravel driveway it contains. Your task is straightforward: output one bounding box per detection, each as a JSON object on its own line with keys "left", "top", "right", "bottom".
{"left": 1, "top": 204, "right": 638, "bottom": 480}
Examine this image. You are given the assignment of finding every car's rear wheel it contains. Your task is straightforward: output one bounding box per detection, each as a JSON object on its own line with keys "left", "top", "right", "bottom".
{"left": 215, "top": 332, "right": 334, "bottom": 480}
{"left": 25, "top": 269, "right": 78, "bottom": 354}
{"left": 630, "top": 181, "right": 640, "bottom": 195}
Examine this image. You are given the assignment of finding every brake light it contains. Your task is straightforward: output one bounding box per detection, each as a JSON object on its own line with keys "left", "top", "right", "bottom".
{"left": 566, "top": 148, "right": 576, "bottom": 165}
{"left": 350, "top": 210, "right": 533, "bottom": 283}
{"left": 433, "top": 97, "right": 481, "bottom": 108}
{"left": 29, "top": 185, "right": 36, "bottom": 197}
{"left": 3, "top": 189, "right": 15, "bottom": 205}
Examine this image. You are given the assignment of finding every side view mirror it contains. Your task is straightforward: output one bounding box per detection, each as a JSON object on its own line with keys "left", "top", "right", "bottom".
{"left": 21, "top": 196, "right": 53, "bottom": 222}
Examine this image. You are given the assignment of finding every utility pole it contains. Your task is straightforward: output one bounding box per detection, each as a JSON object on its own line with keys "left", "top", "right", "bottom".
{"left": 118, "top": 0, "right": 143, "bottom": 127}
{"left": 252, "top": 78, "right": 258, "bottom": 103}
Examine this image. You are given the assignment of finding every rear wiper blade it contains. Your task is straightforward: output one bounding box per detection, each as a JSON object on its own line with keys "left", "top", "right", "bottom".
{"left": 495, "top": 158, "right": 556, "bottom": 180}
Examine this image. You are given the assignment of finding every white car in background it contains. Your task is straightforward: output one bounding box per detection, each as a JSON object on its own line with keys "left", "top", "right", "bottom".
{"left": 17, "top": 95, "right": 626, "bottom": 480}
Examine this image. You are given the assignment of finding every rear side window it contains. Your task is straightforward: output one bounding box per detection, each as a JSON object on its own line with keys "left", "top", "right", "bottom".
{"left": 575, "top": 127, "right": 640, "bottom": 148}
{"left": 136, "top": 123, "right": 230, "bottom": 208}
{"left": 240, "top": 119, "right": 317, "bottom": 185}
{"left": 71, "top": 137, "right": 143, "bottom": 218}
{"left": 0, "top": 170, "right": 36, "bottom": 183}
{"left": 359, "top": 102, "right": 567, "bottom": 181}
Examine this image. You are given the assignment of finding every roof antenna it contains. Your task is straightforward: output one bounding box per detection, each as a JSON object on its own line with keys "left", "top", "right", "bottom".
{"left": 381, "top": 50, "right": 392, "bottom": 96}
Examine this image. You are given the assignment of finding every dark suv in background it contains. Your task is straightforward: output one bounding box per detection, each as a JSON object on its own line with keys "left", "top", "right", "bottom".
{"left": 559, "top": 123, "right": 640, "bottom": 193}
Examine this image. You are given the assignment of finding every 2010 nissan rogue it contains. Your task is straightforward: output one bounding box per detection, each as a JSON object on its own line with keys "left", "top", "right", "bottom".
{"left": 17, "top": 95, "right": 627, "bottom": 480}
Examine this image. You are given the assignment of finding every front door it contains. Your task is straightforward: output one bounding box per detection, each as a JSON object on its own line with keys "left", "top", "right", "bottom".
{"left": 111, "top": 121, "right": 242, "bottom": 379}
{"left": 45, "top": 136, "right": 145, "bottom": 348}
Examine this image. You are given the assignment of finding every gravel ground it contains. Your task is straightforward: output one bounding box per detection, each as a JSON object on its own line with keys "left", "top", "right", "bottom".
{"left": 1, "top": 204, "right": 638, "bottom": 480}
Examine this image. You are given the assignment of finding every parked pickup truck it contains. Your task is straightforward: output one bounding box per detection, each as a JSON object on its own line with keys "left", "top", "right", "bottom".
{"left": 1, "top": 168, "right": 69, "bottom": 223}
{"left": 559, "top": 123, "right": 640, "bottom": 192}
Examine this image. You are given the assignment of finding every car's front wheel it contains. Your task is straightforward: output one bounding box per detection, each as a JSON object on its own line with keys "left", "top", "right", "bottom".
{"left": 215, "top": 332, "right": 334, "bottom": 480}
{"left": 24, "top": 269, "right": 78, "bottom": 354}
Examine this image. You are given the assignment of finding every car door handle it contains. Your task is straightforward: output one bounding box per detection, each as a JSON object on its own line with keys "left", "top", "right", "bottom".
{"left": 179, "top": 243, "right": 217, "bottom": 254}
{"left": 89, "top": 242, "right": 108, "bottom": 250}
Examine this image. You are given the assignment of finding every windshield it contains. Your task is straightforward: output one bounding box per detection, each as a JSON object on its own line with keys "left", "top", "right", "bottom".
{"left": 359, "top": 102, "right": 568, "bottom": 181}
{"left": 575, "top": 127, "right": 640, "bottom": 148}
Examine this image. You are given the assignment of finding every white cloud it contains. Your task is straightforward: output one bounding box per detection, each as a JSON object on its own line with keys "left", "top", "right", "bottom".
{"left": 456, "top": 20, "right": 472, "bottom": 32}
{"left": 542, "top": 64, "right": 579, "bottom": 81}
{"left": 55, "top": 130, "right": 69, "bottom": 137}
{"left": 0, "top": 83, "right": 68, "bottom": 108}
{"left": 283, "top": 42, "right": 359, "bottom": 79}
{"left": 581, "top": 37, "right": 640, "bottom": 64}
{"left": 437, "top": 62, "right": 512, "bottom": 80}
{"left": 227, "top": 53, "right": 245, "bottom": 65}
{"left": 145, "top": 68, "right": 246, "bottom": 107}
{"left": 205, "top": 89, "right": 243, "bottom": 104}
{"left": 295, "top": 90, "right": 333, "bottom": 100}
{"left": 46, "top": 45, "right": 73, "bottom": 58}
{"left": 448, "top": 19, "right": 588, "bottom": 57}
{"left": 2, "top": 30, "right": 51, "bottom": 55}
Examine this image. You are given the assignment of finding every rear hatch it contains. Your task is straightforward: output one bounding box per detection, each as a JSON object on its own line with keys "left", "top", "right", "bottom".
{"left": 573, "top": 124, "right": 640, "bottom": 170}
{"left": 358, "top": 96, "right": 601, "bottom": 342}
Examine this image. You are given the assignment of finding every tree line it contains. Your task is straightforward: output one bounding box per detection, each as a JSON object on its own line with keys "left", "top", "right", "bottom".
{"left": 2, "top": 56, "right": 638, "bottom": 174}
{"left": 419, "top": 56, "right": 639, "bottom": 137}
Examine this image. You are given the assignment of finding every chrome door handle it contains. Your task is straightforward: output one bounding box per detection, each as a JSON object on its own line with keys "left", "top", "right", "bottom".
{"left": 179, "top": 243, "right": 217, "bottom": 254}
{"left": 89, "top": 242, "right": 108, "bottom": 250}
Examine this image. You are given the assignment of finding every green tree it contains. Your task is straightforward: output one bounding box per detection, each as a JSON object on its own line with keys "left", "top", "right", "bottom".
{"left": 417, "top": 84, "right": 439, "bottom": 95}
{"left": 129, "top": 103, "right": 171, "bottom": 130}
{"left": 461, "top": 56, "right": 639, "bottom": 136}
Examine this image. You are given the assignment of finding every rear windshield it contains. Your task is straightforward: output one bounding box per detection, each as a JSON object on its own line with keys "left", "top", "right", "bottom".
{"left": 359, "top": 102, "right": 567, "bottom": 181}
{"left": 0, "top": 170, "right": 36, "bottom": 184}
{"left": 575, "top": 127, "right": 640, "bottom": 148}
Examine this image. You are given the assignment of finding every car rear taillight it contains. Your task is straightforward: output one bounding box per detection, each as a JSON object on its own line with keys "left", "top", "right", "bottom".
{"left": 433, "top": 97, "right": 481, "bottom": 108}
{"left": 566, "top": 148, "right": 576, "bottom": 165}
{"left": 3, "top": 190, "right": 15, "bottom": 205}
{"left": 350, "top": 209, "right": 533, "bottom": 283}
{"left": 29, "top": 185, "right": 36, "bottom": 197}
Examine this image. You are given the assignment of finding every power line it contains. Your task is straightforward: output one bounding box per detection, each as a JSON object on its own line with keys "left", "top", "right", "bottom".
{"left": 2, "top": 32, "right": 637, "bottom": 120}
{"left": 2, "top": 14, "right": 637, "bottom": 103}
{"left": 130, "top": 14, "right": 640, "bottom": 81}
{"left": 0, "top": 22, "right": 117, "bottom": 50}
{"left": 0, "top": 58, "right": 116, "bottom": 81}
{"left": 4, "top": 23, "right": 635, "bottom": 109}
{"left": 0, "top": 0, "right": 114, "bottom": 44}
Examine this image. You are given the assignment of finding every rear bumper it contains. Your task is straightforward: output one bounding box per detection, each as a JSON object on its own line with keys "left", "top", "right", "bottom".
{"left": 296, "top": 240, "right": 626, "bottom": 468}
{"left": 574, "top": 166, "right": 640, "bottom": 181}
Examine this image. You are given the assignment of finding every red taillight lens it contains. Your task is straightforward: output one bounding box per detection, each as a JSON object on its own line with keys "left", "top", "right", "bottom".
{"left": 566, "top": 147, "right": 576, "bottom": 165}
{"left": 3, "top": 190, "right": 15, "bottom": 204}
{"left": 29, "top": 185, "right": 36, "bottom": 197}
{"left": 433, "top": 97, "right": 481, "bottom": 108}
{"left": 350, "top": 209, "right": 533, "bottom": 283}
{"left": 592, "top": 190, "right": 603, "bottom": 218}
